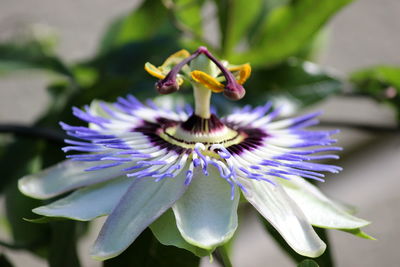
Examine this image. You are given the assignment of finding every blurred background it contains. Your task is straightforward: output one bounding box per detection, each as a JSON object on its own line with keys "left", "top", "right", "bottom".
{"left": 0, "top": 0, "right": 399, "bottom": 266}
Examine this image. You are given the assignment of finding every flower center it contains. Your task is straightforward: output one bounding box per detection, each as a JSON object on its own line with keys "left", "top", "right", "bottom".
{"left": 143, "top": 47, "right": 253, "bottom": 153}
{"left": 159, "top": 113, "right": 245, "bottom": 150}
{"left": 145, "top": 46, "right": 252, "bottom": 119}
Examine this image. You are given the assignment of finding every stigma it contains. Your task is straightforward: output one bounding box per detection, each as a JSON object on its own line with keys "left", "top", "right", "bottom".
{"left": 144, "top": 47, "right": 252, "bottom": 119}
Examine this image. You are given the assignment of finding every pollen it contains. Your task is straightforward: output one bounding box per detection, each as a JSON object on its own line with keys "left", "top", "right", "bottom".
{"left": 144, "top": 62, "right": 165, "bottom": 80}
{"left": 161, "top": 49, "right": 191, "bottom": 68}
{"left": 229, "top": 63, "right": 252, "bottom": 85}
{"left": 190, "top": 70, "right": 224, "bottom": 93}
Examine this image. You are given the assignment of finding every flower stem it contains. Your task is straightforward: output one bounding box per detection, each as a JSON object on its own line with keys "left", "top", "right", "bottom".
{"left": 214, "top": 245, "right": 233, "bottom": 267}
{"left": 0, "top": 124, "right": 67, "bottom": 144}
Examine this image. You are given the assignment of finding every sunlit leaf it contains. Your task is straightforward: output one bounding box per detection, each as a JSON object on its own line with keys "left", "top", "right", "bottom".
{"left": 214, "top": 0, "right": 287, "bottom": 58}
{"left": 99, "top": 0, "right": 173, "bottom": 53}
{"left": 233, "top": 0, "right": 353, "bottom": 66}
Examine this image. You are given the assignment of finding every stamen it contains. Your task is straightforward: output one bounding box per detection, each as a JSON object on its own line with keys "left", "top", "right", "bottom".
{"left": 161, "top": 49, "right": 191, "bottom": 68}
{"left": 191, "top": 70, "right": 224, "bottom": 93}
{"left": 228, "top": 63, "right": 252, "bottom": 85}
{"left": 150, "top": 46, "right": 248, "bottom": 100}
{"left": 144, "top": 62, "right": 184, "bottom": 86}
{"left": 144, "top": 62, "right": 166, "bottom": 80}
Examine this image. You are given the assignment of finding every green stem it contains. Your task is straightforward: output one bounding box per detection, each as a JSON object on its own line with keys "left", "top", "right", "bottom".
{"left": 214, "top": 245, "right": 233, "bottom": 267}
{"left": 217, "top": 0, "right": 234, "bottom": 58}
{"left": 0, "top": 124, "right": 67, "bottom": 144}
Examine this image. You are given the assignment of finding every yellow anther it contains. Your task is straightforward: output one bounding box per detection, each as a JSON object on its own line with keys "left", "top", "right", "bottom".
{"left": 191, "top": 70, "right": 224, "bottom": 93}
{"left": 144, "top": 62, "right": 184, "bottom": 85}
{"left": 161, "top": 49, "right": 191, "bottom": 68}
{"left": 144, "top": 62, "right": 165, "bottom": 79}
{"left": 228, "top": 63, "right": 251, "bottom": 84}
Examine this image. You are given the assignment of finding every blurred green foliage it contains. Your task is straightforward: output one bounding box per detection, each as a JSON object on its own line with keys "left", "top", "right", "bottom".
{"left": 351, "top": 65, "right": 400, "bottom": 119}
{"left": 0, "top": 0, "right": 395, "bottom": 266}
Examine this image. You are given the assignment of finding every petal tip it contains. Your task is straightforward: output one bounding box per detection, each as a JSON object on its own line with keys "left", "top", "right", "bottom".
{"left": 298, "top": 241, "right": 326, "bottom": 258}
{"left": 18, "top": 176, "right": 47, "bottom": 200}
{"left": 90, "top": 243, "right": 126, "bottom": 261}
{"left": 178, "top": 227, "right": 237, "bottom": 251}
{"left": 90, "top": 249, "right": 119, "bottom": 261}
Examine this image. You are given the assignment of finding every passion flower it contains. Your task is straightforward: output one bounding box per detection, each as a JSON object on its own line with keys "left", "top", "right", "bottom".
{"left": 19, "top": 47, "right": 369, "bottom": 260}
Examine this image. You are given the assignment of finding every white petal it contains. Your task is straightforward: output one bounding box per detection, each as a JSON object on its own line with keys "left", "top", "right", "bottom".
{"left": 281, "top": 176, "right": 370, "bottom": 229}
{"left": 33, "top": 177, "right": 133, "bottom": 221}
{"left": 91, "top": 170, "right": 187, "bottom": 260}
{"left": 18, "top": 160, "right": 124, "bottom": 199}
{"left": 240, "top": 177, "right": 326, "bottom": 258}
{"left": 173, "top": 166, "right": 239, "bottom": 250}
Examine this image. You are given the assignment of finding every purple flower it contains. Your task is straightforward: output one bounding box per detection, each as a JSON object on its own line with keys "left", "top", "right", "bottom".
{"left": 19, "top": 47, "right": 369, "bottom": 260}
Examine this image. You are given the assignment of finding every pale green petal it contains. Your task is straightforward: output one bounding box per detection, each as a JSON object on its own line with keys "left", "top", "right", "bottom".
{"left": 240, "top": 178, "right": 326, "bottom": 258}
{"left": 18, "top": 160, "right": 124, "bottom": 199}
{"left": 281, "top": 176, "right": 370, "bottom": 229}
{"left": 33, "top": 177, "right": 132, "bottom": 221}
{"left": 89, "top": 100, "right": 112, "bottom": 118}
{"left": 150, "top": 209, "right": 210, "bottom": 257}
{"left": 91, "top": 171, "right": 187, "bottom": 260}
{"left": 173, "top": 167, "right": 239, "bottom": 250}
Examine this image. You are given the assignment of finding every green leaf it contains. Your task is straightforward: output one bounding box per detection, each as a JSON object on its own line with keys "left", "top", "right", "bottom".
{"left": 214, "top": 0, "right": 287, "bottom": 58}
{"left": 233, "top": 0, "right": 353, "bottom": 66}
{"left": 298, "top": 259, "right": 319, "bottom": 267}
{"left": 159, "top": 0, "right": 212, "bottom": 51}
{"left": 4, "top": 181, "right": 51, "bottom": 256}
{"left": 172, "top": 0, "right": 205, "bottom": 37}
{"left": 85, "top": 36, "right": 181, "bottom": 102}
{"left": 350, "top": 65, "right": 400, "bottom": 99}
{"left": 340, "top": 228, "right": 376, "bottom": 240}
{"left": 103, "top": 228, "right": 200, "bottom": 267}
{"left": 150, "top": 209, "right": 210, "bottom": 257}
{"left": 235, "top": 58, "right": 342, "bottom": 110}
{"left": 3, "top": 147, "right": 52, "bottom": 255}
{"left": 0, "top": 40, "right": 72, "bottom": 78}
{"left": 351, "top": 65, "right": 400, "bottom": 90}
{"left": 99, "top": 0, "right": 173, "bottom": 53}
{"left": 48, "top": 221, "right": 81, "bottom": 267}
{"left": 350, "top": 65, "right": 400, "bottom": 119}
